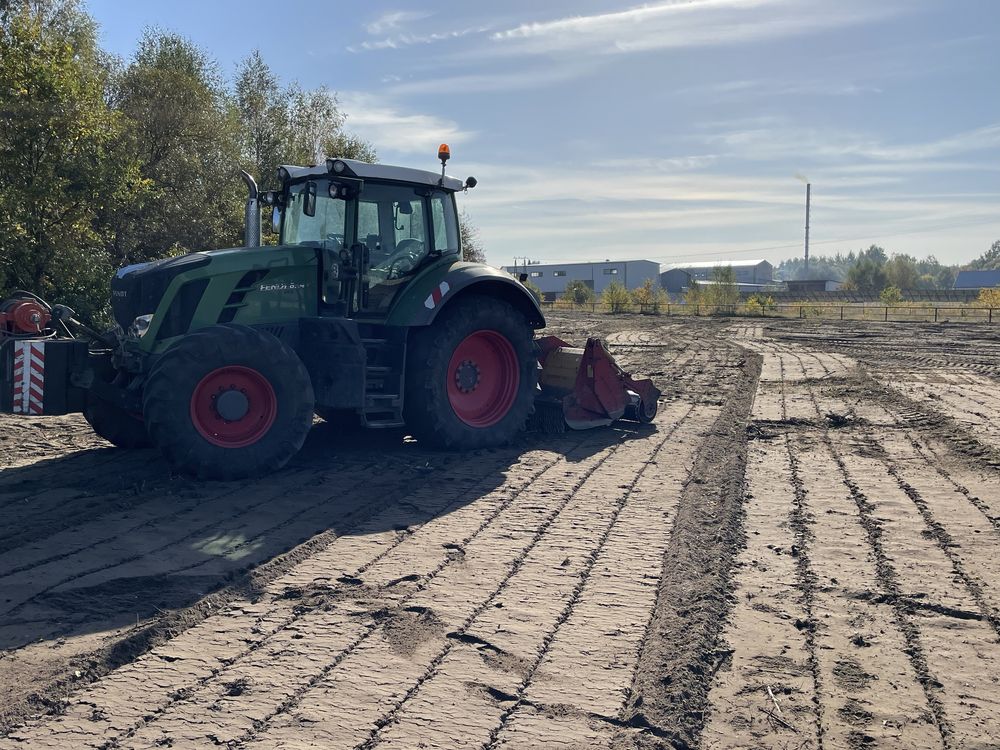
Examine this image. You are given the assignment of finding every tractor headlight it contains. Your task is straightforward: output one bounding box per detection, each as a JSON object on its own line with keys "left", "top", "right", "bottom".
{"left": 131, "top": 314, "right": 153, "bottom": 338}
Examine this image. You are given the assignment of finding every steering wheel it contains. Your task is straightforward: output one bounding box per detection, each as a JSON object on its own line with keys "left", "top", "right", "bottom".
{"left": 383, "top": 238, "right": 425, "bottom": 278}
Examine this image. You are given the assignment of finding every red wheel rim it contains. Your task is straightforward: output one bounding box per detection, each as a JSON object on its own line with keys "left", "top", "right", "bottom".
{"left": 190, "top": 366, "right": 277, "bottom": 448}
{"left": 446, "top": 330, "right": 520, "bottom": 428}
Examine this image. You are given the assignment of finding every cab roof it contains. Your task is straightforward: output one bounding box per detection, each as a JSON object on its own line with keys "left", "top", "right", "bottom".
{"left": 279, "top": 158, "right": 466, "bottom": 192}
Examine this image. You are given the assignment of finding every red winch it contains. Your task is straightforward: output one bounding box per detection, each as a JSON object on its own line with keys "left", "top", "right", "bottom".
{"left": 0, "top": 299, "right": 52, "bottom": 336}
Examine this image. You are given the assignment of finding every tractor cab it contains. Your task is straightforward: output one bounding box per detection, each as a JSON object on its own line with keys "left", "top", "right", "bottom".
{"left": 267, "top": 153, "right": 471, "bottom": 320}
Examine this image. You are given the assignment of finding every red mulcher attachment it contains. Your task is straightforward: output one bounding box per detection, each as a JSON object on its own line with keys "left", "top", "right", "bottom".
{"left": 534, "top": 336, "right": 661, "bottom": 432}
{"left": 0, "top": 295, "right": 88, "bottom": 417}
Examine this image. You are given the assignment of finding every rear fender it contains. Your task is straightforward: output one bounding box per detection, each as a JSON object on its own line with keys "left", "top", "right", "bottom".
{"left": 385, "top": 261, "right": 545, "bottom": 329}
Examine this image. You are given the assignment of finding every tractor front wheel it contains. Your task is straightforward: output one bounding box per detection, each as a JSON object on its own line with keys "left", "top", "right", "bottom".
{"left": 83, "top": 362, "right": 150, "bottom": 448}
{"left": 404, "top": 295, "right": 537, "bottom": 449}
{"left": 143, "top": 324, "right": 314, "bottom": 479}
{"left": 84, "top": 397, "right": 150, "bottom": 448}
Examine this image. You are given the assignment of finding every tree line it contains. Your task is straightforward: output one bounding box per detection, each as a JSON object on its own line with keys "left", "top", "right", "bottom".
{"left": 0, "top": 0, "right": 374, "bottom": 322}
{"left": 777, "top": 240, "right": 1000, "bottom": 293}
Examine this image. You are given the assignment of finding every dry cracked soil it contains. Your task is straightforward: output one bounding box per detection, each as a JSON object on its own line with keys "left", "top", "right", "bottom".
{"left": 1, "top": 312, "right": 999, "bottom": 749}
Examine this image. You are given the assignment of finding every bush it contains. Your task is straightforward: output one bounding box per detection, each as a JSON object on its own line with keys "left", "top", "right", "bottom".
{"left": 880, "top": 285, "right": 903, "bottom": 306}
{"left": 685, "top": 281, "right": 702, "bottom": 310}
{"left": 977, "top": 288, "right": 1000, "bottom": 308}
{"left": 630, "top": 278, "right": 668, "bottom": 313}
{"left": 745, "top": 294, "right": 776, "bottom": 316}
{"left": 602, "top": 281, "right": 631, "bottom": 313}
{"left": 563, "top": 279, "right": 595, "bottom": 306}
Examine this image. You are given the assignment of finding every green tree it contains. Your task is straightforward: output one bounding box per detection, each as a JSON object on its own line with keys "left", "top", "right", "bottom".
{"left": 458, "top": 209, "right": 486, "bottom": 264}
{"left": 969, "top": 240, "right": 1000, "bottom": 270}
{"left": 705, "top": 265, "right": 738, "bottom": 308}
{"left": 234, "top": 50, "right": 289, "bottom": 187}
{"left": 564, "top": 279, "right": 595, "bottom": 305}
{"left": 884, "top": 255, "right": 920, "bottom": 290}
{"left": 602, "top": 280, "right": 631, "bottom": 313}
{"left": 685, "top": 280, "right": 702, "bottom": 308}
{"left": 110, "top": 30, "right": 243, "bottom": 265}
{"left": 0, "top": 0, "right": 126, "bottom": 320}
{"left": 843, "top": 257, "right": 888, "bottom": 293}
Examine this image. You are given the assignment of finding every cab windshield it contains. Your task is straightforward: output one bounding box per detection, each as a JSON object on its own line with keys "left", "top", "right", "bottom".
{"left": 281, "top": 178, "right": 461, "bottom": 268}
{"left": 282, "top": 179, "right": 346, "bottom": 253}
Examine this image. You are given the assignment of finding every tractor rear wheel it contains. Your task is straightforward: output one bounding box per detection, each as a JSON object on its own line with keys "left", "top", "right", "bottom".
{"left": 143, "top": 324, "right": 314, "bottom": 479}
{"left": 404, "top": 295, "right": 536, "bottom": 449}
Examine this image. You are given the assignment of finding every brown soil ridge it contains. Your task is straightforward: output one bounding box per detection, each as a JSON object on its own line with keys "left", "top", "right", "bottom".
{"left": 614, "top": 348, "right": 762, "bottom": 749}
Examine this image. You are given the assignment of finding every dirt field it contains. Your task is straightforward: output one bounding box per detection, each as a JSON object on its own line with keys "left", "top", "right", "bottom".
{"left": 1, "top": 314, "right": 998, "bottom": 749}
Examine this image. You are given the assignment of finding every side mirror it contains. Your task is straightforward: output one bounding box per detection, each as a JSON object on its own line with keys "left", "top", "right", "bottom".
{"left": 303, "top": 181, "right": 317, "bottom": 217}
{"left": 271, "top": 206, "right": 281, "bottom": 234}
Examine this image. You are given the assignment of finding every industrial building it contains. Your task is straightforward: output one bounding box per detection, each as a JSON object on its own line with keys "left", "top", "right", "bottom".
{"left": 785, "top": 279, "right": 843, "bottom": 294}
{"left": 954, "top": 270, "right": 1000, "bottom": 289}
{"left": 502, "top": 260, "right": 661, "bottom": 299}
{"left": 662, "top": 259, "right": 774, "bottom": 285}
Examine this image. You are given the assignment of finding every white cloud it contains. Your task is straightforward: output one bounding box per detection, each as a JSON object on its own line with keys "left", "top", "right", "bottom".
{"left": 365, "top": 10, "right": 431, "bottom": 36}
{"left": 489, "top": 0, "right": 900, "bottom": 57}
{"left": 454, "top": 153, "right": 1000, "bottom": 266}
{"left": 339, "top": 92, "right": 473, "bottom": 156}
{"left": 697, "top": 120, "right": 1000, "bottom": 163}
{"left": 349, "top": 25, "right": 489, "bottom": 52}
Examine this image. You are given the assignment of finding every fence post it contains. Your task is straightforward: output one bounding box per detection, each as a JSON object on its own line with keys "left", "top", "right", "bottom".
{"left": 935, "top": 307, "right": 938, "bottom": 323}
{"left": 799, "top": 306, "right": 803, "bottom": 319}
{"left": 884, "top": 307, "right": 888, "bottom": 322}
{"left": 840, "top": 306, "right": 844, "bottom": 321}
{"left": 991, "top": 308, "right": 994, "bottom": 324}
{"left": 666, "top": 303, "right": 670, "bottom": 316}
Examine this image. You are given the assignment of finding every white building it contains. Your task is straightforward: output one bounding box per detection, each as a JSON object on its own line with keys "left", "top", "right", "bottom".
{"left": 502, "top": 260, "right": 661, "bottom": 300}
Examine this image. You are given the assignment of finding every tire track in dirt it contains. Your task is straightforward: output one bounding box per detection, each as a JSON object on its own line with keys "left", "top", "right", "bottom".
{"left": 357, "top": 405, "right": 707, "bottom": 750}
{"left": 783, "top": 437, "right": 825, "bottom": 748}
{"left": 18, "top": 432, "right": 618, "bottom": 748}
{"left": 788, "top": 347, "right": 974, "bottom": 747}
{"left": 861, "top": 436, "right": 1000, "bottom": 637}
{"left": 706, "top": 336, "right": 950, "bottom": 749}
{"left": 700, "top": 438, "right": 821, "bottom": 749}
{"left": 226, "top": 430, "right": 648, "bottom": 750}
{"left": 0, "top": 439, "right": 572, "bottom": 746}
{"left": 1, "top": 440, "right": 577, "bottom": 739}
{"left": 0, "top": 466, "right": 332, "bottom": 621}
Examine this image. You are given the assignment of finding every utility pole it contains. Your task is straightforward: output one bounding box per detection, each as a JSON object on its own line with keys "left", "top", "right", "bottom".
{"left": 804, "top": 183, "right": 811, "bottom": 274}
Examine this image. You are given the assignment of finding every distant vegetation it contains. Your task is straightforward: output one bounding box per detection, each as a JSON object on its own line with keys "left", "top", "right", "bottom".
{"left": 777, "top": 245, "right": 960, "bottom": 290}
{"left": 0, "top": 0, "right": 373, "bottom": 322}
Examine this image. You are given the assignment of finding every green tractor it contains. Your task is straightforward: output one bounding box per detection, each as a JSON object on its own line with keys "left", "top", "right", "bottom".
{"left": 1, "top": 147, "right": 658, "bottom": 479}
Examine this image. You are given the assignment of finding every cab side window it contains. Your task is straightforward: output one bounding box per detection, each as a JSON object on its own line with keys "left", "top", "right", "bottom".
{"left": 430, "top": 194, "right": 460, "bottom": 255}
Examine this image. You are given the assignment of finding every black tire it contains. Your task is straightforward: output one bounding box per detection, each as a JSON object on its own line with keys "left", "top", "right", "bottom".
{"left": 404, "top": 295, "right": 537, "bottom": 449}
{"left": 143, "top": 324, "right": 314, "bottom": 480}
{"left": 83, "top": 359, "right": 150, "bottom": 448}
{"left": 84, "top": 397, "right": 150, "bottom": 448}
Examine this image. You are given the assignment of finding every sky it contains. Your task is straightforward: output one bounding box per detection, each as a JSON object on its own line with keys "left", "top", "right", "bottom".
{"left": 87, "top": 0, "right": 1000, "bottom": 268}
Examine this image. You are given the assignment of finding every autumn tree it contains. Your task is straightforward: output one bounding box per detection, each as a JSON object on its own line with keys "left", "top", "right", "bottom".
{"left": 459, "top": 209, "right": 486, "bottom": 263}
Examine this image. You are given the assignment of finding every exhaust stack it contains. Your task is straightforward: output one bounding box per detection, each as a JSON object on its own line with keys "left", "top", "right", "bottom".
{"left": 240, "top": 170, "right": 261, "bottom": 248}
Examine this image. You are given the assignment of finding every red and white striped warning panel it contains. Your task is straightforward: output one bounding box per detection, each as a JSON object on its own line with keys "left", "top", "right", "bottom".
{"left": 12, "top": 341, "right": 45, "bottom": 415}
{"left": 424, "top": 281, "right": 450, "bottom": 310}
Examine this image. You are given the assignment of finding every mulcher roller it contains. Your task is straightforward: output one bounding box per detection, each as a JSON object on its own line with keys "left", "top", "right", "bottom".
{"left": 534, "top": 336, "right": 660, "bottom": 431}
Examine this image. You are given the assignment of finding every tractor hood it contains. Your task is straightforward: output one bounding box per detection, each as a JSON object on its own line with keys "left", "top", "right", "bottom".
{"left": 111, "top": 253, "right": 212, "bottom": 331}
